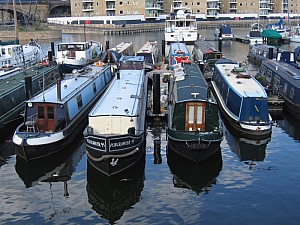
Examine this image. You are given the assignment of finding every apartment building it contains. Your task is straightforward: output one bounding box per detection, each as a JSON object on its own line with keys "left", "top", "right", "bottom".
{"left": 70, "top": 0, "right": 300, "bottom": 19}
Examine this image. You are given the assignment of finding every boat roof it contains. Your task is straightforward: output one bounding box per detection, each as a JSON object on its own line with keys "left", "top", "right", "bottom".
{"left": 109, "top": 41, "right": 132, "bottom": 53}
{"left": 215, "top": 58, "right": 266, "bottom": 98}
{"left": 170, "top": 42, "right": 190, "bottom": 55}
{"left": 263, "top": 60, "right": 300, "bottom": 87}
{"left": 136, "top": 41, "right": 157, "bottom": 54}
{"left": 194, "top": 39, "right": 219, "bottom": 54}
{"left": 58, "top": 41, "right": 91, "bottom": 45}
{"left": 28, "top": 65, "right": 109, "bottom": 104}
{"left": 173, "top": 63, "right": 209, "bottom": 102}
{"left": 0, "top": 66, "right": 57, "bottom": 97}
{"left": 89, "top": 67, "right": 144, "bottom": 116}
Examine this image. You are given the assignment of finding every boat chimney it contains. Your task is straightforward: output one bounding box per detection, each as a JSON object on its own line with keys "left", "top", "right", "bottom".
{"left": 153, "top": 73, "right": 161, "bottom": 115}
{"left": 162, "top": 40, "right": 165, "bottom": 58}
{"left": 105, "top": 40, "right": 109, "bottom": 51}
{"left": 51, "top": 42, "right": 55, "bottom": 56}
{"left": 48, "top": 51, "right": 53, "bottom": 62}
{"left": 57, "top": 79, "right": 61, "bottom": 101}
{"left": 24, "top": 76, "right": 32, "bottom": 100}
{"left": 268, "top": 47, "right": 274, "bottom": 60}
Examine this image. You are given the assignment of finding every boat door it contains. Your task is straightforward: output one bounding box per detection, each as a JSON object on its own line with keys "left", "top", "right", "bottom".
{"left": 186, "top": 102, "right": 205, "bottom": 131}
{"left": 36, "top": 104, "right": 56, "bottom": 132}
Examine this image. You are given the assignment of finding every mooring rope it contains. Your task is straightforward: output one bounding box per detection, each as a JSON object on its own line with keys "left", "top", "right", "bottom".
{"left": 86, "top": 148, "right": 139, "bottom": 162}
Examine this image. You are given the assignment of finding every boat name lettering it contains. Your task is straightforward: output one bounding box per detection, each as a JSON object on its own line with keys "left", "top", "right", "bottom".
{"left": 87, "top": 139, "right": 105, "bottom": 148}
{"left": 110, "top": 139, "right": 134, "bottom": 148}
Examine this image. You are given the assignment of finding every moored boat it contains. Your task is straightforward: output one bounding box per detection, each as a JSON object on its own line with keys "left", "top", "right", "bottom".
{"left": 0, "top": 39, "right": 42, "bottom": 77}
{"left": 12, "top": 63, "right": 113, "bottom": 161}
{"left": 85, "top": 55, "right": 148, "bottom": 176}
{"left": 0, "top": 65, "right": 60, "bottom": 141}
{"left": 164, "top": 5, "right": 199, "bottom": 44}
{"left": 167, "top": 61, "right": 223, "bottom": 163}
{"left": 106, "top": 41, "right": 135, "bottom": 56}
{"left": 211, "top": 58, "right": 272, "bottom": 139}
{"left": 259, "top": 59, "right": 300, "bottom": 118}
{"left": 265, "top": 18, "right": 290, "bottom": 38}
{"left": 247, "top": 44, "right": 299, "bottom": 69}
{"left": 136, "top": 40, "right": 161, "bottom": 71}
{"left": 193, "top": 39, "right": 222, "bottom": 80}
{"left": 214, "top": 24, "right": 234, "bottom": 39}
{"left": 168, "top": 42, "right": 191, "bottom": 66}
{"left": 56, "top": 40, "right": 102, "bottom": 73}
{"left": 246, "top": 30, "right": 263, "bottom": 44}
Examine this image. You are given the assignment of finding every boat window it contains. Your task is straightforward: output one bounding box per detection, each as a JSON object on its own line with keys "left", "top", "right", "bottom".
{"left": 77, "top": 94, "right": 83, "bottom": 109}
{"left": 93, "top": 82, "right": 97, "bottom": 94}
{"left": 283, "top": 83, "right": 288, "bottom": 93}
{"left": 273, "top": 76, "right": 280, "bottom": 88}
{"left": 38, "top": 106, "right": 45, "bottom": 119}
{"left": 266, "top": 70, "right": 272, "bottom": 82}
{"left": 58, "top": 45, "right": 66, "bottom": 51}
{"left": 289, "top": 88, "right": 295, "bottom": 99}
{"left": 48, "top": 106, "right": 54, "bottom": 119}
{"left": 76, "top": 44, "right": 84, "bottom": 51}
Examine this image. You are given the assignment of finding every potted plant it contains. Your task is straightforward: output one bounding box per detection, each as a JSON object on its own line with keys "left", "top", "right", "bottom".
{"left": 162, "top": 73, "right": 170, "bottom": 83}
{"left": 155, "top": 63, "right": 162, "bottom": 70}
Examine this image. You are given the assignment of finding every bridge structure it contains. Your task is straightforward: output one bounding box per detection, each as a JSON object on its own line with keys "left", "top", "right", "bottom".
{"left": 0, "top": 1, "right": 70, "bottom": 23}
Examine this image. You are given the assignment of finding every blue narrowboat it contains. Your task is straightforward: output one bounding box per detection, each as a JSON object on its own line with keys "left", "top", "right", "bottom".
{"left": 85, "top": 56, "right": 148, "bottom": 176}
{"left": 12, "top": 64, "right": 113, "bottom": 161}
{"left": 247, "top": 44, "right": 299, "bottom": 69}
{"left": 259, "top": 59, "right": 300, "bottom": 118}
{"left": 211, "top": 58, "right": 272, "bottom": 139}
{"left": 168, "top": 42, "right": 191, "bottom": 66}
{"left": 167, "top": 61, "right": 223, "bottom": 163}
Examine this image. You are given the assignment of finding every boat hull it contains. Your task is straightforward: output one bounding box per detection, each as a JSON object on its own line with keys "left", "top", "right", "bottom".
{"left": 167, "top": 138, "right": 221, "bottom": 163}
{"left": 210, "top": 82, "right": 272, "bottom": 140}
{"left": 85, "top": 134, "right": 145, "bottom": 176}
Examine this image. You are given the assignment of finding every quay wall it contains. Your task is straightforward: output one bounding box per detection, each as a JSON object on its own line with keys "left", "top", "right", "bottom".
{"left": 0, "top": 29, "right": 62, "bottom": 41}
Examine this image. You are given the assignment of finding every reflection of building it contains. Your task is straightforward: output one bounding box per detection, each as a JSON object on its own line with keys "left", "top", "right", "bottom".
{"left": 86, "top": 156, "right": 145, "bottom": 224}
{"left": 167, "top": 145, "right": 222, "bottom": 195}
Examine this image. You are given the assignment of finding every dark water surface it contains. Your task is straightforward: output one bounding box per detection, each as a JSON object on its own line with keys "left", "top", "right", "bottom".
{"left": 1, "top": 28, "right": 300, "bottom": 224}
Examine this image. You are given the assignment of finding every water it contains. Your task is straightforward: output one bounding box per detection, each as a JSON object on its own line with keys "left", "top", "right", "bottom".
{"left": 1, "top": 28, "right": 300, "bottom": 225}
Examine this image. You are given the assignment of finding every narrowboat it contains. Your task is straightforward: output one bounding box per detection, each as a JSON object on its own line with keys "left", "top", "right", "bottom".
{"left": 211, "top": 58, "right": 272, "bottom": 139}
{"left": 214, "top": 24, "right": 234, "bottom": 39}
{"left": 168, "top": 42, "right": 191, "bottom": 66}
{"left": 247, "top": 44, "right": 299, "bottom": 69}
{"left": 86, "top": 154, "right": 145, "bottom": 223}
{"left": 193, "top": 39, "right": 222, "bottom": 80}
{"left": 12, "top": 63, "right": 113, "bottom": 161}
{"left": 259, "top": 59, "right": 300, "bottom": 118}
{"left": 167, "top": 61, "right": 223, "bottom": 163}
{"left": 56, "top": 40, "right": 102, "bottom": 73}
{"left": 85, "top": 55, "right": 148, "bottom": 176}
{"left": 107, "top": 41, "right": 135, "bottom": 56}
{"left": 101, "top": 41, "right": 135, "bottom": 71}
{"left": 136, "top": 40, "right": 161, "bottom": 70}
{"left": 167, "top": 144, "right": 222, "bottom": 195}
{"left": 0, "top": 65, "right": 60, "bottom": 142}
{"left": 164, "top": 5, "right": 199, "bottom": 44}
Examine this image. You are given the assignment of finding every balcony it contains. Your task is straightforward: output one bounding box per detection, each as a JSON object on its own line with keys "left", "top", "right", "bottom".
{"left": 82, "top": 6, "right": 94, "bottom": 11}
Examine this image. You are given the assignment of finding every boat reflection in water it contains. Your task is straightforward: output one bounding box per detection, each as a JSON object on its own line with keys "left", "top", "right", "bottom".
{"left": 0, "top": 138, "right": 15, "bottom": 169}
{"left": 86, "top": 153, "right": 145, "bottom": 223}
{"left": 15, "top": 134, "right": 85, "bottom": 189}
{"left": 167, "top": 144, "right": 223, "bottom": 195}
{"left": 224, "top": 124, "right": 270, "bottom": 163}
{"left": 276, "top": 109, "right": 300, "bottom": 142}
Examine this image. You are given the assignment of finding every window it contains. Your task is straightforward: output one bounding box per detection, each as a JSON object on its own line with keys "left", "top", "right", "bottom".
{"left": 119, "top": 1, "right": 123, "bottom": 6}
{"left": 134, "top": 9, "right": 138, "bottom": 14}
{"left": 77, "top": 94, "right": 83, "bottom": 109}
{"left": 38, "top": 106, "right": 45, "bottom": 119}
{"left": 120, "top": 10, "right": 124, "bottom": 15}
{"left": 48, "top": 106, "right": 54, "bottom": 119}
{"left": 133, "top": 1, "right": 138, "bottom": 5}
{"left": 93, "top": 82, "right": 97, "bottom": 94}
{"left": 290, "top": 88, "right": 295, "bottom": 98}
{"left": 197, "top": 2, "right": 200, "bottom": 5}
{"left": 185, "top": 2, "right": 188, "bottom": 5}
{"left": 127, "top": 10, "right": 130, "bottom": 14}
{"left": 127, "top": 1, "right": 130, "bottom": 5}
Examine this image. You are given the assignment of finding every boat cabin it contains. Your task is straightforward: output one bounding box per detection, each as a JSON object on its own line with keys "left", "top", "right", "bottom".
{"left": 136, "top": 41, "right": 160, "bottom": 67}
{"left": 168, "top": 42, "right": 191, "bottom": 66}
